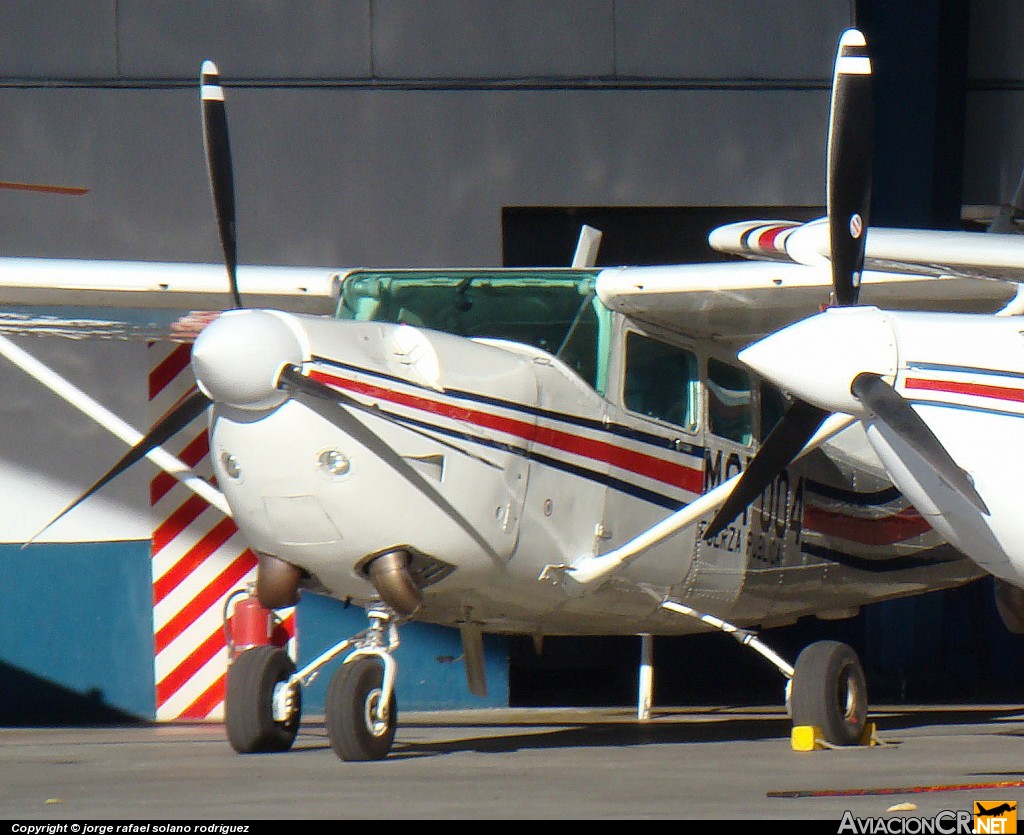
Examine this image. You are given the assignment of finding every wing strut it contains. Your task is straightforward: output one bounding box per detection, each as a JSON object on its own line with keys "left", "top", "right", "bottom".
{"left": 0, "top": 334, "right": 230, "bottom": 534}
{"left": 538, "top": 414, "right": 855, "bottom": 588}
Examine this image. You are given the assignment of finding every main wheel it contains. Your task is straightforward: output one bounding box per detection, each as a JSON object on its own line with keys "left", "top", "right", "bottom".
{"left": 326, "top": 656, "right": 397, "bottom": 761}
{"left": 225, "top": 646, "right": 301, "bottom": 754}
{"left": 790, "top": 640, "right": 867, "bottom": 746}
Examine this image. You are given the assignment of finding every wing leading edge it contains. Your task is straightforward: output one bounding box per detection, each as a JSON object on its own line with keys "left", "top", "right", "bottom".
{"left": 0, "top": 246, "right": 1015, "bottom": 346}
{"left": 0, "top": 257, "right": 343, "bottom": 340}
{"left": 711, "top": 217, "right": 1024, "bottom": 284}
{"left": 595, "top": 259, "right": 1014, "bottom": 346}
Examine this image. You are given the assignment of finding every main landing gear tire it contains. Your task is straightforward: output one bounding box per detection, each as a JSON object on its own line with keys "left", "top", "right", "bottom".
{"left": 790, "top": 640, "right": 868, "bottom": 746}
{"left": 326, "top": 656, "right": 397, "bottom": 761}
{"left": 225, "top": 646, "right": 301, "bottom": 754}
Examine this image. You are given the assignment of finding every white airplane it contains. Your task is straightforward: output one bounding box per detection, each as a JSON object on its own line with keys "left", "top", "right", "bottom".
{"left": 2, "top": 29, "right": 1023, "bottom": 761}
{"left": 705, "top": 192, "right": 1024, "bottom": 637}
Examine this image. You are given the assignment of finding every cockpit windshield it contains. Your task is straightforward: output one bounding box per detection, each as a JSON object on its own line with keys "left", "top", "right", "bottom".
{"left": 335, "top": 269, "right": 609, "bottom": 391}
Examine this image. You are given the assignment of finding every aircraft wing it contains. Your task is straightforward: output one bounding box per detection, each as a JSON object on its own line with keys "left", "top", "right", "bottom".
{"left": 0, "top": 251, "right": 1014, "bottom": 346}
{"left": 0, "top": 257, "right": 342, "bottom": 340}
{"left": 710, "top": 217, "right": 1024, "bottom": 284}
{"left": 596, "top": 259, "right": 1015, "bottom": 346}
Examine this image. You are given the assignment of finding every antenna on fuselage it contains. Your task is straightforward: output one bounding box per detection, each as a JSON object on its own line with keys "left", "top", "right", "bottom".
{"left": 572, "top": 225, "right": 603, "bottom": 269}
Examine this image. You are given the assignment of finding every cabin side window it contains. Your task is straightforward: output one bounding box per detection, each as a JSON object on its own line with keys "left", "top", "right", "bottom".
{"left": 707, "top": 358, "right": 753, "bottom": 445}
{"left": 623, "top": 332, "right": 699, "bottom": 430}
{"left": 758, "top": 380, "right": 788, "bottom": 442}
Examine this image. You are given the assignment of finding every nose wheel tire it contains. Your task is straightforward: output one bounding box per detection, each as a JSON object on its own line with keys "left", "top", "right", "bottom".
{"left": 326, "top": 656, "right": 397, "bottom": 761}
{"left": 790, "top": 640, "right": 867, "bottom": 746}
{"left": 225, "top": 645, "right": 301, "bottom": 753}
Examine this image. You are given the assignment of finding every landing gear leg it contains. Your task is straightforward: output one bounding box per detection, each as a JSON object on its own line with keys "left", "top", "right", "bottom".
{"left": 276, "top": 604, "right": 401, "bottom": 761}
{"left": 326, "top": 654, "right": 397, "bottom": 760}
{"left": 325, "top": 606, "right": 399, "bottom": 761}
{"left": 660, "top": 600, "right": 870, "bottom": 747}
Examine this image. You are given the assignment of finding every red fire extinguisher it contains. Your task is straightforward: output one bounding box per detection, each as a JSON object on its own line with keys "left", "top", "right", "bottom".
{"left": 223, "top": 584, "right": 285, "bottom": 659}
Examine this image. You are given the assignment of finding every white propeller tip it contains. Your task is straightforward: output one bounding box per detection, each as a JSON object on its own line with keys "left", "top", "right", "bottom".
{"left": 840, "top": 29, "right": 866, "bottom": 48}
{"left": 200, "top": 61, "right": 224, "bottom": 101}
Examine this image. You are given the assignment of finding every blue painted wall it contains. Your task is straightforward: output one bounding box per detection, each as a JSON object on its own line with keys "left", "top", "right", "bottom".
{"left": 0, "top": 545, "right": 508, "bottom": 725}
{"left": 295, "top": 592, "right": 509, "bottom": 713}
{"left": 0, "top": 540, "right": 156, "bottom": 723}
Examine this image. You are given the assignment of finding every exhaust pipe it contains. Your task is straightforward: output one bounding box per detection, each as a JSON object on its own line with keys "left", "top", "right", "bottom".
{"left": 256, "top": 553, "right": 302, "bottom": 609}
{"left": 367, "top": 549, "right": 422, "bottom": 616}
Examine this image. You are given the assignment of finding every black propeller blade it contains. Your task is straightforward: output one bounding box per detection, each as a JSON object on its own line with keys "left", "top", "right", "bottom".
{"left": 850, "top": 373, "right": 989, "bottom": 514}
{"left": 703, "top": 400, "right": 829, "bottom": 539}
{"left": 201, "top": 61, "right": 242, "bottom": 309}
{"left": 29, "top": 389, "right": 212, "bottom": 544}
{"left": 827, "top": 29, "right": 873, "bottom": 306}
{"left": 27, "top": 63, "right": 240, "bottom": 538}
{"left": 703, "top": 30, "right": 874, "bottom": 541}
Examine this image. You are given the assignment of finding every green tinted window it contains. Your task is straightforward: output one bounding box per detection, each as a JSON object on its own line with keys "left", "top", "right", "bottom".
{"left": 623, "top": 332, "right": 699, "bottom": 429}
{"left": 335, "top": 269, "right": 609, "bottom": 390}
{"left": 707, "top": 358, "right": 752, "bottom": 445}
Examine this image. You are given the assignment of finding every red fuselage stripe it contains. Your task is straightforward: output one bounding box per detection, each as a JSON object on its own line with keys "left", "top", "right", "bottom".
{"left": 803, "top": 505, "right": 931, "bottom": 546}
{"left": 307, "top": 368, "right": 928, "bottom": 545}
{"left": 309, "top": 369, "right": 704, "bottom": 494}
{"left": 906, "top": 377, "right": 1024, "bottom": 404}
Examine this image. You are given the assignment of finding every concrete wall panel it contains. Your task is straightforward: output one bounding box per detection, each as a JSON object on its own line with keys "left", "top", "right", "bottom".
{"left": 0, "top": 2, "right": 118, "bottom": 78}
{"left": 969, "top": 1, "right": 1024, "bottom": 81}
{"left": 118, "top": 0, "right": 372, "bottom": 79}
{"left": 963, "top": 91, "right": 1024, "bottom": 207}
{"left": 614, "top": 0, "right": 852, "bottom": 79}
{"left": 372, "top": 0, "right": 614, "bottom": 78}
{"left": 0, "top": 86, "right": 829, "bottom": 268}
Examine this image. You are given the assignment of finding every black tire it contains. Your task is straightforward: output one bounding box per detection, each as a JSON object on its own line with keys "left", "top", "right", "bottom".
{"left": 790, "top": 640, "right": 868, "bottom": 746}
{"left": 325, "top": 657, "right": 397, "bottom": 761}
{"left": 225, "top": 646, "right": 301, "bottom": 754}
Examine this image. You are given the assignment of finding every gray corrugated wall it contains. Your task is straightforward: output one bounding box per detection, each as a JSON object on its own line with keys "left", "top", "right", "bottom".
{"left": 5, "top": 2, "right": 1021, "bottom": 263}
{"left": 1, "top": 1, "right": 856, "bottom": 267}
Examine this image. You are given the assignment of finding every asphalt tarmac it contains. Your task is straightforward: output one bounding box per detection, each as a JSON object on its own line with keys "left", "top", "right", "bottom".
{"left": 2, "top": 706, "right": 1024, "bottom": 821}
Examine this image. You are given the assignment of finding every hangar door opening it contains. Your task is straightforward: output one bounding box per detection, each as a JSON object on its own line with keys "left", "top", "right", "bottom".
{"left": 501, "top": 206, "right": 822, "bottom": 268}
{"left": 501, "top": 205, "right": 1024, "bottom": 710}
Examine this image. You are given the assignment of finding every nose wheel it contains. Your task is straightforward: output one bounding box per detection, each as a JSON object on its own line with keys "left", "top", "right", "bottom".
{"left": 326, "top": 656, "right": 398, "bottom": 761}
{"left": 225, "top": 645, "right": 302, "bottom": 753}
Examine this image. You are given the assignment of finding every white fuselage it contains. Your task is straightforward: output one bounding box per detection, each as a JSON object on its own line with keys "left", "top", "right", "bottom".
{"left": 200, "top": 310, "right": 982, "bottom": 636}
